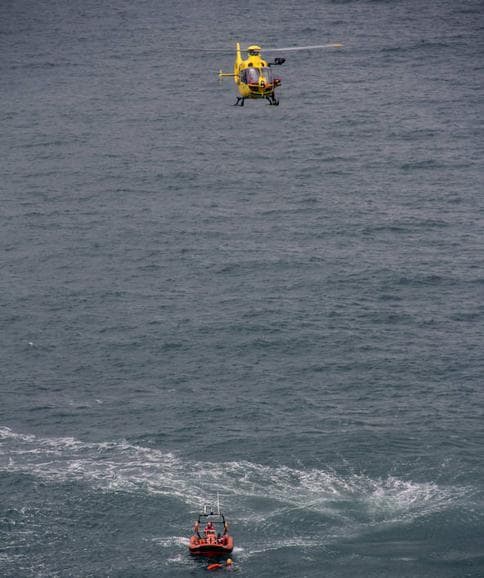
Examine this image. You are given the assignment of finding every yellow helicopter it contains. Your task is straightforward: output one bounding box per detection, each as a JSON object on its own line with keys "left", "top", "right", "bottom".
{"left": 219, "top": 42, "right": 343, "bottom": 106}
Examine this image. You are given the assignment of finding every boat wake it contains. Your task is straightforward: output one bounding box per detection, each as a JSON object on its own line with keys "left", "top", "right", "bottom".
{"left": 0, "top": 427, "right": 472, "bottom": 541}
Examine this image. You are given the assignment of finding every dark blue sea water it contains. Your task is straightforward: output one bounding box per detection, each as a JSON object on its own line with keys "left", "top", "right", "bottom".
{"left": 1, "top": 0, "right": 483, "bottom": 576}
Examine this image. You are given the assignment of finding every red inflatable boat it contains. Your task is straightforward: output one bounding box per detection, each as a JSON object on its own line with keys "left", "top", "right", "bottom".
{"left": 188, "top": 505, "right": 234, "bottom": 557}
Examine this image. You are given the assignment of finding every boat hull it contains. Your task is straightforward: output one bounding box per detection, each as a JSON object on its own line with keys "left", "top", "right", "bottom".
{"left": 188, "top": 535, "right": 234, "bottom": 556}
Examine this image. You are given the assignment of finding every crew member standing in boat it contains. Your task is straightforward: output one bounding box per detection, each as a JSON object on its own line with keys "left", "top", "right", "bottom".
{"left": 204, "top": 521, "right": 215, "bottom": 536}
{"left": 194, "top": 520, "right": 201, "bottom": 538}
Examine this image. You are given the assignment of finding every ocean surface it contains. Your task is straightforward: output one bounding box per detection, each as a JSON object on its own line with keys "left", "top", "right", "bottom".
{"left": 1, "top": 0, "right": 483, "bottom": 576}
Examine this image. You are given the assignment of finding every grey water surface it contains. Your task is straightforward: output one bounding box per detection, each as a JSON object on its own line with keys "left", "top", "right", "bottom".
{"left": 1, "top": 0, "right": 483, "bottom": 576}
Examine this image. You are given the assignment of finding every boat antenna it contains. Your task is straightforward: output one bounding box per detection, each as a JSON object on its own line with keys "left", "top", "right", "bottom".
{"left": 217, "top": 492, "right": 220, "bottom": 515}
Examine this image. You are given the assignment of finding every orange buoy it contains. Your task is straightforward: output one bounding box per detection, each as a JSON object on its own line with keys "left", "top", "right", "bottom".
{"left": 207, "top": 562, "right": 223, "bottom": 571}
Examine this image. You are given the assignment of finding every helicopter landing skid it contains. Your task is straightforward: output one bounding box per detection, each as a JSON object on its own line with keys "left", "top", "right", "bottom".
{"left": 233, "top": 95, "right": 279, "bottom": 106}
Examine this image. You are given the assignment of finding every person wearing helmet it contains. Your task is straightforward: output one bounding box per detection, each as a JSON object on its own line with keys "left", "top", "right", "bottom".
{"left": 206, "top": 558, "right": 235, "bottom": 572}
{"left": 204, "top": 521, "right": 215, "bottom": 536}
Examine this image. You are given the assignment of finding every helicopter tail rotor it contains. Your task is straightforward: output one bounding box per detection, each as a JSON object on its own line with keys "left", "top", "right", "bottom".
{"left": 268, "top": 57, "right": 286, "bottom": 67}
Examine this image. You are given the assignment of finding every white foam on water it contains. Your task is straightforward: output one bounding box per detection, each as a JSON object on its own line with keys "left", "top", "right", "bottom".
{"left": 361, "top": 475, "right": 454, "bottom": 524}
{"left": 237, "top": 536, "right": 329, "bottom": 559}
{"left": 0, "top": 427, "right": 469, "bottom": 531}
{"left": 0, "top": 426, "right": 203, "bottom": 502}
{"left": 165, "top": 553, "right": 192, "bottom": 566}
{"left": 152, "top": 536, "right": 189, "bottom": 548}
{"left": 157, "top": 542, "right": 193, "bottom": 567}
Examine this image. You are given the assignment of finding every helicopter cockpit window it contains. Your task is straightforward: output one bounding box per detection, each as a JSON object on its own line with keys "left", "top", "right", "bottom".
{"left": 241, "top": 67, "right": 274, "bottom": 84}
{"left": 241, "top": 67, "right": 260, "bottom": 84}
{"left": 260, "top": 67, "right": 273, "bottom": 83}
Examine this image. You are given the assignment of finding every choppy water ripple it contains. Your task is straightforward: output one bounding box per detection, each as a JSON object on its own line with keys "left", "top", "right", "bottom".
{"left": 1, "top": 427, "right": 482, "bottom": 576}
{"left": 0, "top": 428, "right": 477, "bottom": 522}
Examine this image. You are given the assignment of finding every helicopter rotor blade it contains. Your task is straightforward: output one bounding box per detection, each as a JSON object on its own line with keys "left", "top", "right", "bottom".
{"left": 263, "top": 43, "right": 343, "bottom": 52}
{"left": 180, "top": 48, "right": 236, "bottom": 54}
{"left": 181, "top": 43, "right": 343, "bottom": 54}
